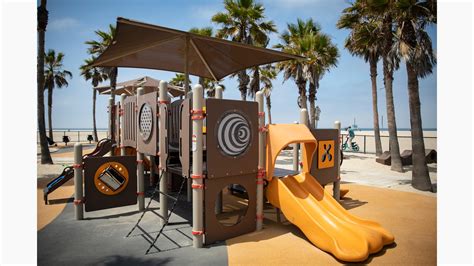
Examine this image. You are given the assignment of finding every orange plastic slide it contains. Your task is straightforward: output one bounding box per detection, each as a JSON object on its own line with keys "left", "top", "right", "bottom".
{"left": 266, "top": 172, "right": 394, "bottom": 262}
{"left": 265, "top": 124, "right": 394, "bottom": 262}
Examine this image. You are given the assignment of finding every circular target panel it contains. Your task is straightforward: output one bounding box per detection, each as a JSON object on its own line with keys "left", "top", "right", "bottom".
{"left": 216, "top": 111, "right": 251, "bottom": 157}
{"left": 139, "top": 103, "right": 153, "bottom": 141}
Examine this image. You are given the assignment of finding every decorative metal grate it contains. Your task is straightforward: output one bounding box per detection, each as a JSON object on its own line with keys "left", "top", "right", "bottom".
{"left": 139, "top": 103, "right": 153, "bottom": 141}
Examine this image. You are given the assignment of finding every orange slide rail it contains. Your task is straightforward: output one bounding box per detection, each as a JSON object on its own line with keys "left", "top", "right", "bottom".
{"left": 265, "top": 124, "right": 394, "bottom": 262}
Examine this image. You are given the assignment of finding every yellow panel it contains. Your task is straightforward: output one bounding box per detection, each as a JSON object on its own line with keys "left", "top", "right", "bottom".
{"left": 318, "top": 140, "right": 335, "bottom": 169}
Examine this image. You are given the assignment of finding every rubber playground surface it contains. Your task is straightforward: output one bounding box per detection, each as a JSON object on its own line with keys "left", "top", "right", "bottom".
{"left": 38, "top": 167, "right": 436, "bottom": 265}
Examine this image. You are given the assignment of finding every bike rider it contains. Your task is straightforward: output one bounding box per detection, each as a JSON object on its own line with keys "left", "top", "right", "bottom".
{"left": 347, "top": 126, "right": 355, "bottom": 146}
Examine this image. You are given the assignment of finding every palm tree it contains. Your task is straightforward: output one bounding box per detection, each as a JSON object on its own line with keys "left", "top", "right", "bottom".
{"left": 169, "top": 73, "right": 188, "bottom": 87}
{"left": 306, "top": 32, "right": 339, "bottom": 128}
{"left": 212, "top": 0, "right": 277, "bottom": 100}
{"left": 259, "top": 64, "right": 277, "bottom": 123}
{"left": 80, "top": 57, "right": 108, "bottom": 142}
{"left": 338, "top": 2, "right": 384, "bottom": 156}
{"left": 37, "top": 0, "right": 53, "bottom": 164}
{"left": 248, "top": 40, "right": 270, "bottom": 100}
{"left": 86, "top": 25, "right": 117, "bottom": 139}
{"left": 206, "top": 83, "right": 226, "bottom": 98}
{"left": 361, "top": 0, "right": 403, "bottom": 172}
{"left": 393, "top": 0, "right": 436, "bottom": 191}
{"left": 274, "top": 18, "right": 320, "bottom": 123}
{"left": 44, "top": 49, "right": 72, "bottom": 142}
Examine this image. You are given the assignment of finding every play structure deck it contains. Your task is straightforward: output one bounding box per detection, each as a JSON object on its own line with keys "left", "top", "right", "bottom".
{"left": 46, "top": 18, "right": 395, "bottom": 263}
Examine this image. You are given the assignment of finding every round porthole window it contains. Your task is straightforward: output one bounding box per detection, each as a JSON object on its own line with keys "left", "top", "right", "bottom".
{"left": 216, "top": 111, "right": 251, "bottom": 157}
{"left": 139, "top": 103, "right": 153, "bottom": 141}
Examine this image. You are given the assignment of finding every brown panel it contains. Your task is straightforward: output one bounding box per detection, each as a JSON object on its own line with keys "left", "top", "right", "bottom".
{"left": 206, "top": 99, "right": 258, "bottom": 178}
{"left": 123, "top": 96, "right": 137, "bottom": 148}
{"left": 136, "top": 91, "right": 158, "bottom": 156}
{"left": 179, "top": 99, "right": 191, "bottom": 178}
{"left": 310, "top": 129, "right": 340, "bottom": 186}
{"left": 204, "top": 174, "right": 256, "bottom": 244}
{"left": 169, "top": 99, "right": 183, "bottom": 147}
{"left": 84, "top": 156, "right": 137, "bottom": 212}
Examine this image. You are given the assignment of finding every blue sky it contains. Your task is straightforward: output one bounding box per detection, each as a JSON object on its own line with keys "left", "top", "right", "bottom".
{"left": 44, "top": 0, "right": 437, "bottom": 130}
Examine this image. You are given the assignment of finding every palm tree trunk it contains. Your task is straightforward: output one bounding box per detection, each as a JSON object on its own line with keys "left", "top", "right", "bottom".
{"left": 406, "top": 62, "right": 432, "bottom": 191}
{"left": 266, "top": 95, "right": 272, "bottom": 124}
{"left": 37, "top": 0, "right": 53, "bottom": 164}
{"left": 109, "top": 67, "right": 117, "bottom": 140}
{"left": 249, "top": 67, "right": 260, "bottom": 99}
{"left": 308, "top": 73, "right": 319, "bottom": 129}
{"left": 382, "top": 15, "right": 403, "bottom": 172}
{"left": 238, "top": 70, "right": 249, "bottom": 101}
{"left": 93, "top": 89, "right": 99, "bottom": 142}
{"left": 47, "top": 86, "right": 54, "bottom": 141}
{"left": 369, "top": 57, "right": 383, "bottom": 156}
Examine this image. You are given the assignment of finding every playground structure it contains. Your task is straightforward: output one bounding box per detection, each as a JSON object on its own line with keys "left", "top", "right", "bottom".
{"left": 52, "top": 18, "right": 395, "bottom": 262}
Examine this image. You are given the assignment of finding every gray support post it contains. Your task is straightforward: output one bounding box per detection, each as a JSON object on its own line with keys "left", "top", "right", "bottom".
{"left": 150, "top": 156, "right": 155, "bottom": 186}
{"left": 364, "top": 135, "right": 366, "bottom": 154}
{"left": 108, "top": 97, "right": 114, "bottom": 140}
{"left": 120, "top": 94, "right": 126, "bottom": 156}
{"left": 74, "top": 143, "right": 84, "bottom": 220}
{"left": 215, "top": 86, "right": 223, "bottom": 99}
{"left": 214, "top": 86, "right": 223, "bottom": 215}
{"left": 333, "top": 121, "right": 341, "bottom": 201}
{"left": 256, "top": 91, "right": 264, "bottom": 231}
{"left": 159, "top": 81, "right": 169, "bottom": 225}
{"left": 137, "top": 87, "right": 145, "bottom": 211}
{"left": 192, "top": 84, "right": 204, "bottom": 248}
{"left": 108, "top": 97, "right": 114, "bottom": 156}
{"left": 185, "top": 69, "right": 192, "bottom": 203}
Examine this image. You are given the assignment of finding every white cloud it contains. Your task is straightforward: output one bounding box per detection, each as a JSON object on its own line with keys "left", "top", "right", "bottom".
{"left": 48, "top": 17, "right": 80, "bottom": 31}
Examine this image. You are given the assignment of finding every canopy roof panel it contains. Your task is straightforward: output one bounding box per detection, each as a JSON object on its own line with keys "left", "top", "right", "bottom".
{"left": 94, "top": 76, "right": 184, "bottom": 97}
{"left": 93, "top": 17, "right": 303, "bottom": 80}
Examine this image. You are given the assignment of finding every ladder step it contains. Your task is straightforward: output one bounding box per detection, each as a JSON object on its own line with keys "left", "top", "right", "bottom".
{"left": 158, "top": 191, "right": 178, "bottom": 201}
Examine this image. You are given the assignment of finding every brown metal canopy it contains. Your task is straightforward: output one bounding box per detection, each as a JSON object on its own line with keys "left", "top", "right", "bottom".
{"left": 94, "top": 76, "right": 184, "bottom": 97}
{"left": 92, "top": 17, "right": 303, "bottom": 81}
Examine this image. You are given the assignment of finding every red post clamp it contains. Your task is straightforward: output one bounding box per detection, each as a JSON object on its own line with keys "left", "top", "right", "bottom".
{"left": 257, "top": 167, "right": 266, "bottom": 179}
{"left": 190, "top": 109, "right": 206, "bottom": 120}
{"left": 136, "top": 160, "right": 144, "bottom": 164}
{"left": 192, "top": 230, "right": 204, "bottom": 235}
{"left": 191, "top": 184, "right": 205, "bottom": 189}
{"left": 136, "top": 192, "right": 145, "bottom": 196}
{"left": 74, "top": 198, "right": 85, "bottom": 205}
{"left": 258, "top": 125, "right": 268, "bottom": 133}
{"left": 258, "top": 111, "right": 265, "bottom": 117}
{"left": 191, "top": 174, "right": 204, "bottom": 179}
{"left": 256, "top": 214, "right": 264, "bottom": 221}
{"left": 72, "top": 163, "right": 82, "bottom": 169}
{"left": 159, "top": 100, "right": 170, "bottom": 104}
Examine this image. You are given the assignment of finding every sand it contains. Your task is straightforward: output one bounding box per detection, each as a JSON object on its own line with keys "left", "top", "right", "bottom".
{"left": 341, "top": 130, "right": 437, "bottom": 154}
{"left": 227, "top": 183, "right": 436, "bottom": 265}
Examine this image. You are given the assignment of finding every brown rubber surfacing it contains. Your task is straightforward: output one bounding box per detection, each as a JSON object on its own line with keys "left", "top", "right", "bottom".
{"left": 226, "top": 183, "right": 436, "bottom": 265}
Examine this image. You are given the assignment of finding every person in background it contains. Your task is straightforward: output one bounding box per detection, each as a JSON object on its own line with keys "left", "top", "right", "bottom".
{"left": 346, "top": 126, "right": 355, "bottom": 145}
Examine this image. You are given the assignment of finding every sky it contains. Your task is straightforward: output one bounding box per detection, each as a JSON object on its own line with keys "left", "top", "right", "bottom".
{"left": 44, "top": 0, "right": 437, "bottom": 130}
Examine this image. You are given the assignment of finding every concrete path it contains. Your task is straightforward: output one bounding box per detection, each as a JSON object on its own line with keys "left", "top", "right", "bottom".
{"left": 276, "top": 149, "right": 437, "bottom": 197}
